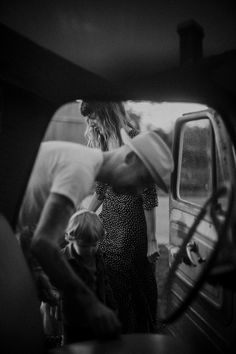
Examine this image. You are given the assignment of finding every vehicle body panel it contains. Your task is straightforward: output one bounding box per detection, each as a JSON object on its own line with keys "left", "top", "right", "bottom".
{"left": 168, "top": 109, "right": 236, "bottom": 352}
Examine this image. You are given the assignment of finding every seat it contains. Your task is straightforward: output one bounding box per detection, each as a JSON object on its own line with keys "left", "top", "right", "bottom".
{"left": 0, "top": 214, "right": 45, "bottom": 354}
{"left": 0, "top": 213, "right": 188, "bottom": 354}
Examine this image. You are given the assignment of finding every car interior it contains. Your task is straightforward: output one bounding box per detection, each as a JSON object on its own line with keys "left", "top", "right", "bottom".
{"left": 1, "top": 1, "right": 236, "bottom": 353}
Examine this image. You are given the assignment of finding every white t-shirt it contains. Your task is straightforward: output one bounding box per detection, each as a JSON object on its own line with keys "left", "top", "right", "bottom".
{"left": 18, "top": 141, "right": 103, "bottom": 228}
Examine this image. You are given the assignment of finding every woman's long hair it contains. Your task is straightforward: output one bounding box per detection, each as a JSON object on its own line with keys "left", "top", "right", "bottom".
{"left": 81, "top": 101, "right": 135, "bottom": 151}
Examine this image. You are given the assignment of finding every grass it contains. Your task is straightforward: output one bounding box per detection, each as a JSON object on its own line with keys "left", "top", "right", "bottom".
{"left": 155, "top": 243, "right": 169, "bottom": 333}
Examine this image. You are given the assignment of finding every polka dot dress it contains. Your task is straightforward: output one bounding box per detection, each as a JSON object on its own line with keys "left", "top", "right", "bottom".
{"left": 97, "top": 129, "right": 159, "bottom": 333}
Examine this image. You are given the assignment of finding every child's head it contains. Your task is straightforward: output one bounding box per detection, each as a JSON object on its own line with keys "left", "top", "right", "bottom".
{"left": 65, "top": 209, "right": 105, "bottom": 256}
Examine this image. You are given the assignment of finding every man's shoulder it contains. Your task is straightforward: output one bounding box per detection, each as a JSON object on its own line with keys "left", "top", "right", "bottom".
{"left": 39, "top": 141, "right": 90, "bottom": 163}
{"left": 41, "top": 140, "right": 82, "bottom": 150}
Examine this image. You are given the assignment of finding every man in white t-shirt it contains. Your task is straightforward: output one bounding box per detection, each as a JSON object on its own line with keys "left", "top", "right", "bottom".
{"left": 18, "top": 129, "right": 174, "bottom": 340}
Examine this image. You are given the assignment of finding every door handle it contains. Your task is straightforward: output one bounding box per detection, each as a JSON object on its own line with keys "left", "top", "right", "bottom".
{"left": 186, "top": 241, "right": 206, "bottom": 266}
{"left": 168, "top": 242, "right": 206, "bottom": 267}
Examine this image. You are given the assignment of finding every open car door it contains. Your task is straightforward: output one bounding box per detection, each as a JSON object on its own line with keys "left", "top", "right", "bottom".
{"left": 166, "top": 109, "right": 236, "bottom": 353}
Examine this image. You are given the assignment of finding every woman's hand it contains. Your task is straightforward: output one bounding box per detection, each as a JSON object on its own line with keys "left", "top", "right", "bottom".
{"left": 147, "top": 238, "right": 160, "bottom": 263}
{"left": 144, "top": 207, "right": 160, "bottom": 263}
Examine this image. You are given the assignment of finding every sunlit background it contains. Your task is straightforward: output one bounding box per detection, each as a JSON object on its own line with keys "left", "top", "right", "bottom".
{"left": 44, "top": 100, "right": 207, "bottom": 144}
{"left": 126, "top": 101, "right": 207, "bottom": 132}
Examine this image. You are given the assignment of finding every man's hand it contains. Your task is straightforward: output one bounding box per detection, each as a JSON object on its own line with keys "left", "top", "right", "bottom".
{"left": 34, "top": 268, "right": 60, "bottom": 305}
{"left": 147, "top": 239, "right": 161, "bottom": 263}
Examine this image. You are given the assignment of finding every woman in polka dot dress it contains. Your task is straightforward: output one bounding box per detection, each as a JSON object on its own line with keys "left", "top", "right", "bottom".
{"left": 81, "top": 101, "right": 160, "bottom": 333}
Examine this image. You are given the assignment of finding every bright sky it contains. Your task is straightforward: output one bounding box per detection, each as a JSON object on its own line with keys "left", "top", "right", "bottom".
{"left": 126, "top": 101, "right": 207, "bottom": 132}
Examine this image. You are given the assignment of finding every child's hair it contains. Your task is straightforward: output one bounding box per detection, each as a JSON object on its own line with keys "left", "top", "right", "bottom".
{"left": 65, "top": 209, "right": 105, "bottom": 244}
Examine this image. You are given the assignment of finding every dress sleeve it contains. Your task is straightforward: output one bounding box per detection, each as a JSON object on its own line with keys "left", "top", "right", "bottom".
{"left": 141, "top": 184, "right": 159, "bottom": 210}
{"left": 95, "top": 181, "right": 108, "bottom": 201}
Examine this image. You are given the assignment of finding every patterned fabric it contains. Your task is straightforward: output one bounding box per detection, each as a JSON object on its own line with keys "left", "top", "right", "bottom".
{"left": 96, "top": 129, "right": 159, "bottom": 333}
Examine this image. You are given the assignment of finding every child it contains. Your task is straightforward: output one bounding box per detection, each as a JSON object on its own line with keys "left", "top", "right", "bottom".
{"left": 61, "top": 209, "right": 117, "bottom": 343}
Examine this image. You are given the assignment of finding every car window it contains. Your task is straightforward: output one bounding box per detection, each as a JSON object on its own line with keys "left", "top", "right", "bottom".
{"left": 178, "top": 119, "right": 213, "bottom": 206}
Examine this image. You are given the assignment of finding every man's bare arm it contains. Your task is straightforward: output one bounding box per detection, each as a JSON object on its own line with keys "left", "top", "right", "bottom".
{"left": 31, "top": 193, "right": 84, "bottom": 292}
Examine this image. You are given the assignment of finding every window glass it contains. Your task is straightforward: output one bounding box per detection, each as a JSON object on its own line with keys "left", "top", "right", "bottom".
{"left": 179, "top": 119, "right": 213, "bottom": 205}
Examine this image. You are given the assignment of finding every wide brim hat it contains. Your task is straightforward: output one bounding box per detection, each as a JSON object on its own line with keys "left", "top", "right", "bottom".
{"left": 120, "top": 128, "right": 174, "bottom": 193}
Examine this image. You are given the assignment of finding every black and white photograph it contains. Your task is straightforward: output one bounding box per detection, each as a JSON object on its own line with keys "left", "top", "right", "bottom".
{"left": 0, "top": 1, "right": 236, "bottom": 353}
